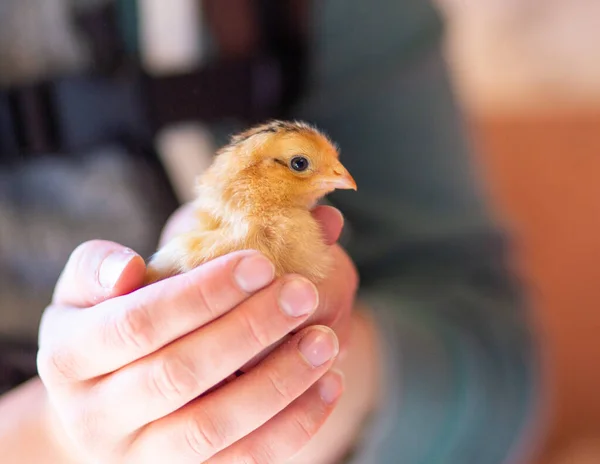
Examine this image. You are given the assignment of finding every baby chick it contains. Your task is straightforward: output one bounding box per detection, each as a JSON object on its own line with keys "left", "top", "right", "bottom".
{"left": 145, "top": 120, "right": 356, "bottom": 284}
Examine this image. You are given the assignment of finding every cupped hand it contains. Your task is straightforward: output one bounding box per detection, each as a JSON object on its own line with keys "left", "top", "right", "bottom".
{"left": 38, "top": 241, "right": 345, "bottom": 463}
{"left": 161, "top": 203, "right": 359, "bottom": 360}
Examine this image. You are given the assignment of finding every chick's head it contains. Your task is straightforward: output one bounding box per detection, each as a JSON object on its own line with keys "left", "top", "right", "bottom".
{"left": 223, "top": 120, "right": 356, "bottom": 209}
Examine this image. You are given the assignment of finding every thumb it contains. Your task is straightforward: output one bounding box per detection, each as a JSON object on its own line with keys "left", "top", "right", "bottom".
{"left": 311, "top": 205, "right": 344, "bottom": 245}
{"left": 52, "top": 240, "right": 146, "bottom": 308}
{"left": 159, "top": 203, "right": 197, "bottom": 247}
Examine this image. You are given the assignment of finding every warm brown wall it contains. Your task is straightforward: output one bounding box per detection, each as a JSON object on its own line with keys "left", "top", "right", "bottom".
{"left": 471, "top": 111, "right": 600, "bottom": 463}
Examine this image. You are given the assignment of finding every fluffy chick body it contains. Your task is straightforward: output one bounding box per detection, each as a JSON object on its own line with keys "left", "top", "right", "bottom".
{"left": 146, "top": 120, "right": 356, "bottom": 284}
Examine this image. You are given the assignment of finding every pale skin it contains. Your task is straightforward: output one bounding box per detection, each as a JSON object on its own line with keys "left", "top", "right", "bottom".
{"left": 0, "top": 205, "right": 381, "bottom": 464}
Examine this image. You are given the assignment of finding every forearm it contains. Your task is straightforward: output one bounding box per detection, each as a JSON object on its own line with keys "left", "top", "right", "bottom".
{"left": 0, "top": 378, "right": 80, "bottom": 464}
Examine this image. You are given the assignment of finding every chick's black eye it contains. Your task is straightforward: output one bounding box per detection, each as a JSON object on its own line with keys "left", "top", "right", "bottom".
{"left": 290, "top": 156, "right": 309, "bottom": 172}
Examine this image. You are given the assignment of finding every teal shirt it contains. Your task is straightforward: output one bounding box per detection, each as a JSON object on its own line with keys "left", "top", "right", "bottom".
{"left": 294, "top": 1, "right": 540, "bottom": 463}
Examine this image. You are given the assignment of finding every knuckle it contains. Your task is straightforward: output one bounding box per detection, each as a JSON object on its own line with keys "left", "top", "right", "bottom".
{"left": 236, "top": 441, "right": 282, "bottom": 464}
{"left": 290, "top": 410, "right": 319, "bottom": 442}
{"left": 150, "top": 355, "right": 197, "bottom": 401}
{"left": 185, "top": 412, "right": 228, "bottom": 456}
{"left": 37, "top": 346, "right": 79, "bottom": 382}
{"left": 265, "top": 370, "right": 294, "bottom": 403}
{"left": 110, "top": 303, "right": 154, "bottom": 351}
{"left": 230, "top": 450, "right": 269, "bottom": 464}
{"left": 238, "top": 310, "right": 272, "bottom": 351}
{"left": 183, "top": 273, "right": 218, "bottom": 319}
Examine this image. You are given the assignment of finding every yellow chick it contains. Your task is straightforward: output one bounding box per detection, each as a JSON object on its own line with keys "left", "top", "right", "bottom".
{"left": 145, "top": 120, "right": 356, "bottom": 284}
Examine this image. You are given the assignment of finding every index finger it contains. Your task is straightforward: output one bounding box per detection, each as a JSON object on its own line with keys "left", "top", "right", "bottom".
{"left": 38, "top": 250, "right": 276, "bottom": 383}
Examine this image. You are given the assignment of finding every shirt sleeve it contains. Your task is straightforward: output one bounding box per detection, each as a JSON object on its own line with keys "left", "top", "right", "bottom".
{"left": 294, "top": 1, "right": 541, "bottom": 462}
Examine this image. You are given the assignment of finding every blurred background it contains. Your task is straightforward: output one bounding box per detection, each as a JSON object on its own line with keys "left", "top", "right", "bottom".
{"left": 437, "top": 1, "right": 600, "bottom": 463}
{"left": 1, "top": 1, "right": 600, "bottom": 462}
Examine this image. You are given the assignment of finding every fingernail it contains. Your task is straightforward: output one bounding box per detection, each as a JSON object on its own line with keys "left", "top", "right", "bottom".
{"left": 298, "top": 327, "right": 339, "bottom": 367}
{"left": 99, "top": 249, "right": 136, "bottom": 289}
{"left": 233, "top": 253, "right": 275, "bottom": 293}
{"left": 318, "top": 370, "right": 344, "bottom": 404}
{"left": 279, "top": 278, "right": 319, "bottom": 317}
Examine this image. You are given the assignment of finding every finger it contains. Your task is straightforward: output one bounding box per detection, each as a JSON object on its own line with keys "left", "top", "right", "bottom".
{"left": 52, "top": 240, "right": 146, "bottom": 308}
{"left": 159, "top": 203, "right": 197, "bottom": 247}
{"left": 127, "top": 326, "right": 340, "bottom": 463}
{"left": 206, "top": 370, "right": 344, "bottom": 464}
{"left": 37, "top": 250, "right": 276, "bottom": 383}
{"left": 88, "top": 275, "right": 319, "bottom": 434}
{"left": 311, "top": 205, "right": 344, "bottom": 245}
{"left": 237, "top": 333, "right": 292, "bottom": 373}
{"left": 240, "top": 245, "right": 358, "bottom": 373}
{"left": 303, "top": 246, "right": 358, "bottom": 351}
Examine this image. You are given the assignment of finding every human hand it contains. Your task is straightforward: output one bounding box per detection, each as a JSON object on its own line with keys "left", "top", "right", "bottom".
{"left": 161, "top": 203, "right": 359, "bottom": 365}
{"left": 37, "top": 240, "right": 346, "bottom": 463}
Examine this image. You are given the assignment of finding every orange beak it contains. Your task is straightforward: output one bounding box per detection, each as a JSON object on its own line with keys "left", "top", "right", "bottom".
{"left": 321, "top": 162, "right": 357, "bottom": 191}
